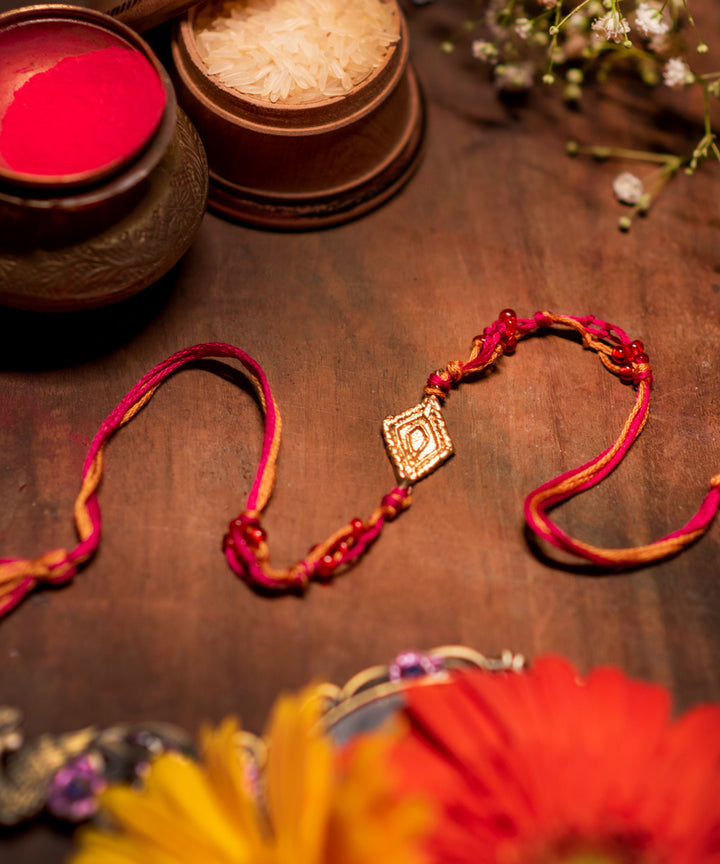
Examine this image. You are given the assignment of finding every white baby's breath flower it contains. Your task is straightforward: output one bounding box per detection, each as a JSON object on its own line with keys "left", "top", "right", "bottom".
{"left": 612, "top": 172, "right": 644, "bottom": 204}
{"left": 634, "top": 2, "right": 670, "bottom": 36}
{"left": 493, "top": 62, "right": 534, "bottom": 91}
{"left": 537, "top": 0, "right": 558, "bottom": 8}
{"left": 514, "top": 17, "right": 532, "bottom": 39}
{"left": 485, "top": 0, "right": 509, "bottom": 37}
{"left": 648, "top": 31, "right": 671, "bottom": 53}
{"left": 591, "top": 9, "right": 631, "bottom": 43}
{"left": 663, "top": 56, "right": 693, "bottom": 88}
{"left": 472, "top": 40, "right": 498, "bottom": 62}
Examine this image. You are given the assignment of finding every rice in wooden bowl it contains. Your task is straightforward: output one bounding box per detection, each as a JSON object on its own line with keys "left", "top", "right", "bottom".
{"left": 171, "top": 0, "right": 424, "bottom": 228}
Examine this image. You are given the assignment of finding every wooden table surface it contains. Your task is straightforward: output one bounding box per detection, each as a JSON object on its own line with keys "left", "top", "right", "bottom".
{"left": 2, "top": 0, "right": 720, "bottom": 859}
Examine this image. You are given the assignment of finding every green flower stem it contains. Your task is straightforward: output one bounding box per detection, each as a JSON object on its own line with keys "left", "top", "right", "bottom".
{"left": 569, "top": 142, "right": 682, "bottom": 166}
{"left": 680, "top": 0, "right": 697, "bottom": 26}
{"left": 550, "top": 0, "right": 594, "bottom": 34}
{"left": 703, "top": 84, "right": 713, "bottom": 137}
{"left": 686, "top": 83, "right": 720, "bottom": 172}
{"left": 687, "top": 132, "right": 718, "bottom": 172}
{"left": 679, "top": 0, "right": 707, "bottom": 49}
{"left": 619, "top": 161, "right": 678, "bottom": 230}
{"left": 543, "top": 2, "right": 565, "bottom": 81}
{"left": 566, "top": 142, "right": 682, "bottom": 231}
{"left": 644, "top": 160, "right": 681, "bottom": 198}
{"left": 594, "top": 43, "right": 657, "bottom": 82}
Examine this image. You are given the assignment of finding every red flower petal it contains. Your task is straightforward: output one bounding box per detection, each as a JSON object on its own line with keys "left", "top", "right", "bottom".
{"left": 390, "top": 656, "right": 720, "bottom": 864}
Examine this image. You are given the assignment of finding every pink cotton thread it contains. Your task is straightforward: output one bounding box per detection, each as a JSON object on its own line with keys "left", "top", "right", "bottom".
{"left": 1, "top": 311, "right": 720, "bottom": 620}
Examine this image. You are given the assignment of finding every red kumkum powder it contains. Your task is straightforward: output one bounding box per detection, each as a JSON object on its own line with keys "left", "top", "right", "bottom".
{"left": 0, "top": 45, "right": 166, "bottom": 177}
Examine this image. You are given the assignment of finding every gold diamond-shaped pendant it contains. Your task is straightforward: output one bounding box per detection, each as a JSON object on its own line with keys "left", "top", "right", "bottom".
{"left": 382, "top": 396, "right": 454, "bottom": 483}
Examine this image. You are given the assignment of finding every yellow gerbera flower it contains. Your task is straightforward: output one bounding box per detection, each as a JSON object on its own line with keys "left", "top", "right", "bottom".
{"left": 69, "top": 686, "right": 431, "bottom": 864}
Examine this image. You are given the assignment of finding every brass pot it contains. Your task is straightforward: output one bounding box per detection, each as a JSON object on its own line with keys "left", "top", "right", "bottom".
{"left": 0, "top": 4, "right": 208, "bottom": 312}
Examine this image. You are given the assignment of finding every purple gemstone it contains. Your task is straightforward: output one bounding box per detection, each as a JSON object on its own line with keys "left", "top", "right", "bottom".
{"left": 388, "top": 651, "right": 444, "bottom": 682}
{"left": 47, "top": 755, "right": 107, "bottom": 821}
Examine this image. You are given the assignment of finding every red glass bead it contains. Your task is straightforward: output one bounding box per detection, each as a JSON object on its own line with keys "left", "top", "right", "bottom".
{"left": 223, "top": 533, "right": 234, "bottom": 549}
{"left": 499, "top": 308, "right": 517, "bottom": 334}
{"left": 336, "top": 540, "right": 350, "bottom": 555}
{"left": 350, "top": 518, "right": 364, "bottom": 536}
{"left": 635, "top": 352, "right": 649, "bottom": 365}
{"left": 627, "top": 340, "right": 644, "bottom": 359}
{"left": 245, "top": 526, "right": 266, "bottom": 546}
{"left": 619, "top": 364, "right": 634, "bottom": 382}
{"left": 502, "top": 334, "right": 518, "bottom": 355}
{"left": 317, "top": 554, "right": 336, "bottom": 578}
{"left": 610, "top": 346, "right": 626, "bottom": 364}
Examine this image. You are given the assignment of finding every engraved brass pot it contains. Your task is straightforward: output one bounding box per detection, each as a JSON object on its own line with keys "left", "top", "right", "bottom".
{"left": 0, "top": 4, "right": 208, "bottom": 312}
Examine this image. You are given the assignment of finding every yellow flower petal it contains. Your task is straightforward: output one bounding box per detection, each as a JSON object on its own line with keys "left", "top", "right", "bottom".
{"left": 200, "top": 716, "right": 266, "bottom": 851}
{"left": 328, "top": 731, "right": 433, "bottom": 864}
{"left": 69, "top": 690, "right": 434, "bottom": 864}
{"left": 264, "top": 686, "right": 334, "bottom": 864}
{"left": 73, "top": 824, "right": 184, "bottom": 864}
{"left": 86, "top": 754, "right": 252, "bottom": 863}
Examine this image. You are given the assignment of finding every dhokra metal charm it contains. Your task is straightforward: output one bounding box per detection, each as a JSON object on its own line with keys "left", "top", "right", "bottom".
{"left": 382, "top": 396, "right": 454, "bottom": 483}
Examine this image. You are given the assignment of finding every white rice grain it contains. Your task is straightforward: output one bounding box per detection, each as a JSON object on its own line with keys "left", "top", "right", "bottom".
{"left": 194, "top": 0, "right": 399, "bottom": 104}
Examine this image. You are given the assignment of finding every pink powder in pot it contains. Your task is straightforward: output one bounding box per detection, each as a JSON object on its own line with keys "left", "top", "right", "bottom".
{"left": 0, "top": 45, "right": 167, "bottom": 178}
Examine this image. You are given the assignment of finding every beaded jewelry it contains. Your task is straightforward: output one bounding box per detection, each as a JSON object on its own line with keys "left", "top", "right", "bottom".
{"left": 1, "top": 309, "right": 718, "bottom": 618}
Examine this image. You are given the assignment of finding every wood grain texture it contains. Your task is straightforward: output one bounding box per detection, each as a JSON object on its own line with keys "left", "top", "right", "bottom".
{"left": 1, "top": 1, "right": 720, "bottom": 859}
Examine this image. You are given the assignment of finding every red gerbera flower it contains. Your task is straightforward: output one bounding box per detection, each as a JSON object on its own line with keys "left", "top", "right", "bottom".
{"left": 391, "top": 655, "right": 720, "bottom": 864}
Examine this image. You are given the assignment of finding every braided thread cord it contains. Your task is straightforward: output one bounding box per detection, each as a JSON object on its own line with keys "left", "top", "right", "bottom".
{"left": 424, "top": 309, "right": 720, "bottom": 568}
{"left": 2, "top": 310, "right": 719, "bottom": 618}
{"left": 0, "top": 344, "right": 279, "bottom": 617}
{"left": 222, "top": 485, "right": 410, "bottom": 593}
{"left": 0, "top": 343, "right": 409, "bottom": 617}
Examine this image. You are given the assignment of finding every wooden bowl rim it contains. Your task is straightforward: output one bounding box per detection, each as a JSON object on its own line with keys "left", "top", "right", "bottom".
{"left": 173, "top": 0, "right": 408, "bottom": 134}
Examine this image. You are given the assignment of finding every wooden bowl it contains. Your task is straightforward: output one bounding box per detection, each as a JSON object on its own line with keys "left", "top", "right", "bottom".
{"left": 171, "top": 0, "right": 425, "bottom": 229}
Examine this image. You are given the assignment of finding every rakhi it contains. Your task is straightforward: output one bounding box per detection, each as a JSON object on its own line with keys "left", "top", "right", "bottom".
{"left": 2, "top": 308, "right": 719, "bottom": 618}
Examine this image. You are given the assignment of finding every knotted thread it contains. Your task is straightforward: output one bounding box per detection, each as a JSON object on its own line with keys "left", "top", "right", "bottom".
{"left": 2, "top": 309, "right": 719, "bottom": 618}
{"left": 0, "top": 344, "right": 281, "bottom": 617}
{"left": 423, "top": 308, "right": 717, "bottom": 569}
{"left": 0, "top": 343, "right": 410, "bottom": 616}
{"left": 223, "top": 485, "right": 411, "bottom": 592}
